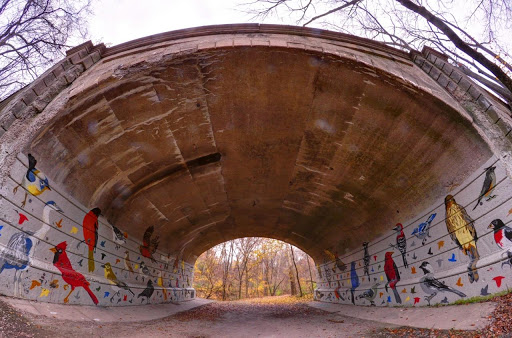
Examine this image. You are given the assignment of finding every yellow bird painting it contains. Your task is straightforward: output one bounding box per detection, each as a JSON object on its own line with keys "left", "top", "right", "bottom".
{"left": 444, "top": 195, "right": 480, "bottom": 283}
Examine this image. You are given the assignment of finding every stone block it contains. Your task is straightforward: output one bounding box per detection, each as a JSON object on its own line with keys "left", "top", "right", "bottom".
{"left": 90, "top": 50, "right": 101, "bottom": 63}
{"left": 0, "top": 112, "right": 16, "bottom": 131}
{"left": 287, "top": 42, "right": 305, "bottom": 50}
{"left": 445, "top": 80, "right": 458, "bottom": 93}
{"left": 69, "top": 52, "right": 82, "bottom": 65}
{"left": 52, "top": 64, "right": 64, "bottom": 78}
{"left": 233, "top": 38, "right": 252, "bottom": 46}
{"left": 476, "top": 95, "right": 492, "bottom": 112}
{"left": 31, "top": 80, "right": 47, "bottom": 96}
{"left": 78, "top": 48, "right": 89, "bottom": 59}
{"left": 495, "top": 117, "right": 511, "bottom": 136}
{"left": 215, "top": 39, "right": 233, "bottom": 48}
{"left": 10, "top": 100, "right": 27, "bottom": 118}
{"left": 251, "top": 39, "right": 270, "bottom": 47}
{"left": 458, "top": 78, "right": 472, "bottom": 92}
{"left": 421, "top": 61, "right": 433, "bottom": 73}
{"left": 269, "top": 39, "right": 288, "bottom": 48}
{"left": 79, "top": 55, "right": 95, "bottom": 70}
{"left": 467, "top": 84, "right": 481, "bottom": 100}
{"left": 486, "top": 106, "right": 500, "bottom": 123}
{"left": 428, "top": 66, "right": 442, "bottom": 80}
{"left": 43, "top": 71, "right": 56, "bottom": 87}
{"left": 437, "top": 73, "right": 450, "bottom": 88}
{"left": 449, "top": 70, "right": 462, "bottom": 83}
{"left": 20, "top": 89, "right": 37, "bottom": 106}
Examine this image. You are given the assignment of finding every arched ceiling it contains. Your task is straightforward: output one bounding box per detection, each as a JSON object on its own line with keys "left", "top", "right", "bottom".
{"left": 28, "top": 27, "right": 492, "bottom": 263}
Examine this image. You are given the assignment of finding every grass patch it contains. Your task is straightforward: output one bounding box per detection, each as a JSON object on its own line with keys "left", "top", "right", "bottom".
{"left": 452, "top": 288, "right": 512, "bottom": 306}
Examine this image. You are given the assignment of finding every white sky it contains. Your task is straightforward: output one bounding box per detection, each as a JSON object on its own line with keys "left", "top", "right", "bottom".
{"left": 88, "top": 0, "right": 283, "bottom": 46}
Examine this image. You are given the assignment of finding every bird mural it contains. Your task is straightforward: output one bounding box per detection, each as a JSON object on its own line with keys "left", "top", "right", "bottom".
{"left": 139, "top": 261, "right": 150, "bottom": 276}
{"left": 362, "top": 242, "right": 370, "bottom": 278}
{"left": 50, "top": 242, "right": 98, "bottom": 305}
{"left": 0, "top": 201, "right": 62, "bottom": 297}
{"left": 138, "top": 279, "right": 154, "bottom": 304}
{"left": 384, "top": 252, "right": 401, "bottom": 304}
{"left": 357, "top": 283, "right": 379, "bottom": 306}
{"left": 13, "top": 154, "right": 51, "bottom": 208}
{"left": 111, "top": 224, "right": 126, "bottom": 249}
{"left": 350, "top": 261, "right": 359, "bottom": 305}
{"left": 390, "top": 223, "right": 408, "bottom": 268}
{"left": 140, "top": 226, "right": 159, "bottom": 262}
{"left": 419, "top": 262, "right": 466, "bottom": 306}
{"left": 472, "top": 166, "right": 497, "bottom": 211}
{"left": 334, "top": 251, "right": 347, "bottom": 272}
{"left": 445, "top": 195, "right": 480, "bottom": 283}
{"left": 411, "top": 213, "right": 436, "bottom": 245}
{"left": 488, "top": 219, "right": 512, "bottom": 268}
{"left": 102, "top": 263, "right": 134, "bottom": 303}
{"left": 124, "top": 251, "right": 135, "bottom": 275}
{"left": 82, "top": 208, "right": 101, "bottom": 273}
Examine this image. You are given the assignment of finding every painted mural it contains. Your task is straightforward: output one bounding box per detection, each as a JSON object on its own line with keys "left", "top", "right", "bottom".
{"left": 0, "top": 154, "right": 195, "bottom": 306}
{"left": 315, "top": 156, "right": 512, "bottom": 307}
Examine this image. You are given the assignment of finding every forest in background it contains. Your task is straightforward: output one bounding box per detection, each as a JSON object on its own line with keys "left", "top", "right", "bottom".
{"left": 194, "top": 238, "right": 316, "bottom": 300}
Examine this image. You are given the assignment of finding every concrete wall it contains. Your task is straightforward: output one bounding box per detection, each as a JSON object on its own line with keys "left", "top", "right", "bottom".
{"left": 315, "top": 156, "right": 512, "bottom": 306}
{"left": 0, "top": 153, "right": 195, "bottom": 306}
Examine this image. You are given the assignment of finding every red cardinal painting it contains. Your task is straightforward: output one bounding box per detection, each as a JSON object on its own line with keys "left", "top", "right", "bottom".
{"left": 83, "top": 208, "right": 101, "bottom": 272}
{"left": 140, "top": 226, "right": 159, "bottom": 262}
{"left": 384, "top": 251, "right": 402, "bottom": 304}
{"left": 51, "top": 241, "right": 98, "bottom": 305}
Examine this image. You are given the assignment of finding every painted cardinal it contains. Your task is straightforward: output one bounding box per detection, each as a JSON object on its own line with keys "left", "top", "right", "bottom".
{"left": 419, "top": 262, "right": 466, "bottom": 306}
{"left": 83, "top": 208, "right": 101, "bottom": 272}
{"left": 51, "top": 242, "right": 98, "bottom": 305}
{"left": 488, "top": 219, "right": 512, "bottom": 268}
{"left": 140, "top": 226, "right": 159, "bottom": 262}
{"left": 445, "top": 195, "right": 479, "bottom": 282}
{"left": 390, "top": 223, "right": 408, "bottom": 268}
{"left": 384, "top": 251, "right": 401, "bottom": 304}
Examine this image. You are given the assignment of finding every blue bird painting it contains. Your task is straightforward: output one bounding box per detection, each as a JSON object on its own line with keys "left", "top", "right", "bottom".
{"left": 13, "top": 154, "right": 51, "bottom": 208}
{"left": 350, "top": 261, "right": 359, "bottom": 305}
{"left": 0, "top": 201, "right": 62, "bottom": 296}
{"left": 411, "top": 213, "right": 436, "bottom": 245}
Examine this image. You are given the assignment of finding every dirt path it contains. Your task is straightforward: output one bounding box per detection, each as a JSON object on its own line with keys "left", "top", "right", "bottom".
{"left": 6, "top": 296, "right": 396, "bottom": 337}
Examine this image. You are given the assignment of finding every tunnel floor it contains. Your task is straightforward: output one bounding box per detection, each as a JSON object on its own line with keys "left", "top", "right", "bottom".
{"left": 0, "top": 295, "right": 502, "bottom": 337}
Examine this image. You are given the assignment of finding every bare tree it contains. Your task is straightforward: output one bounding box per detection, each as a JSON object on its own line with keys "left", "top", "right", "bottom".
{"left": 289, "top": 244, "right": 303, "bottom": 297}
{"left": 233, "top": 237, "right": 260, "bottom": 299}
{"left": 245, "top": 0, "right": 512, "bottom": 103}
{"left": 0, "top": 0, "right": 91, "bottom": 99}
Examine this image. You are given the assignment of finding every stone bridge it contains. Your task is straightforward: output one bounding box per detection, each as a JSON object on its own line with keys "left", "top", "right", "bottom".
{"left": 0, "top": 24, "right": 511, "bottom": 308}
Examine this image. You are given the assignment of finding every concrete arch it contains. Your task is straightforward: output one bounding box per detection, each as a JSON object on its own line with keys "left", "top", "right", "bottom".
{"left": 1, "top": 24, "right": 512, "bottom": 307}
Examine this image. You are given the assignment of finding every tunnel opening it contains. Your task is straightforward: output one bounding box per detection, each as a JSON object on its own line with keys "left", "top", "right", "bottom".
{"left": 1, "top": 25, "right": 512, "bottom": 309}
{"left": 193, "top": 237, "right": 316, "bottom": 301}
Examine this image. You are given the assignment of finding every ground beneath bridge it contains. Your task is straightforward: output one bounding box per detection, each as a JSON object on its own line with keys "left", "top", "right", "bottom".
{"left": 0, "top": 295, "right": 505, "bottom": 337}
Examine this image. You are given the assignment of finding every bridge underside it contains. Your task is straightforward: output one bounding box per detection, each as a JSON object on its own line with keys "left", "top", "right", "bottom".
{"left": 2, "top": 25, "right": 512, "bottom": 308}
{"left": 29, "top": 43, "right": 490, "bottom": 263}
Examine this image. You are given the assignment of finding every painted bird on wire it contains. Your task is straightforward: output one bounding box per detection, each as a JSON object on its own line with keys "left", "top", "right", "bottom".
{"left": 362, "top": 242, "right": 370, "bottom": 278}
{"left": 83, "top": 208, "right": 101, "bottom": 273}
{"left": 138, "top": 279, "right": 154, "bottom": 304}
{"left": 51, "top": 241, "right": 98, "bottom": 305}
{"left": 124, "top": 251, "right": 135, "bottom": 275}
{"left": 390, "top": 223, "right": 408, "bottom": 268}
{"left": 445, "top": 195, "right": 480, "bottom": 283}
{"left": 102, "top": 262, "right": 134, "bottom": 303}
{"left": 111, "top": 224, "right": 126, "bottom": 249}
{"left": 411, "top": 213, "right": 436, "bottom": 245}
{"left": 357, "top": 283, "right": 379, "bottom": 306}
{"left": 0, "top": 201, "right": 63, "bottom": 297}
{"left": 13, "top": 154, "right": 51, "bottom": 208}
{"left": 334, "top": 251, "right": 347, "bottom": 272}
{"left": 419, "top": 262, "right": 466, "bottom": 306}
{"left": 472, "top": 166, "right": 496, "bottom": 211}
{"left": 350, "top": 261, "right": 360, "bottom": 305}
{"left": 140, "top": 226, "right": 159, "bottom": 262}
{"left": 488, "top": 219, "right": 512, "bottom": 268}
{"left": 384, "top": 251, "right": 401, "bottom": 304}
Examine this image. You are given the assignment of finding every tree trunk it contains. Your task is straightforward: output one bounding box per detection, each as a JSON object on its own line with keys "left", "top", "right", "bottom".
{"left": 289, "top": 266, "right": 296, "bottom": 296}
{"left": 395, "top": 0, "right": 512, "bottom": 94}
{"left": 306, "top": 255, "right": 315, "bottom": 294}
{"left": 290, "top": 245, "right": 303, "bottom": 297}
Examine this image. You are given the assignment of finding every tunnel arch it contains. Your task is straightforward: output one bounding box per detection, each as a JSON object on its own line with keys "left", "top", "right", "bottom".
{"left": 1, "top": 24, "right": 512, "bottom": 307}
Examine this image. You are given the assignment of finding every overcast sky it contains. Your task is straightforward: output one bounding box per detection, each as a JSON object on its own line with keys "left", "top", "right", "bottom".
{"left": 88, "top": 0, "right": 283, "bottom": 46}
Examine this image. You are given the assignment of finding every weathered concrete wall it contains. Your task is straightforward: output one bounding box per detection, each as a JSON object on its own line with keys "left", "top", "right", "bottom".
{"left": 0, "top": 153, "right": 195, "bottom": 306}
{"left": 315, "top": 111, "right": 512, "bottom": 306}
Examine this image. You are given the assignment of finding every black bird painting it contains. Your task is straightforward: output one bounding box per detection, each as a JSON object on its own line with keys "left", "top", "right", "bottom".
{"left": 472, "top": 166, "right": 496, "bottom": 211}
{"left": 362, "top": 242, "right": 370, "bottom": 278}
{"left": 138, "top": 279, "right": 154, "bottom": 304}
